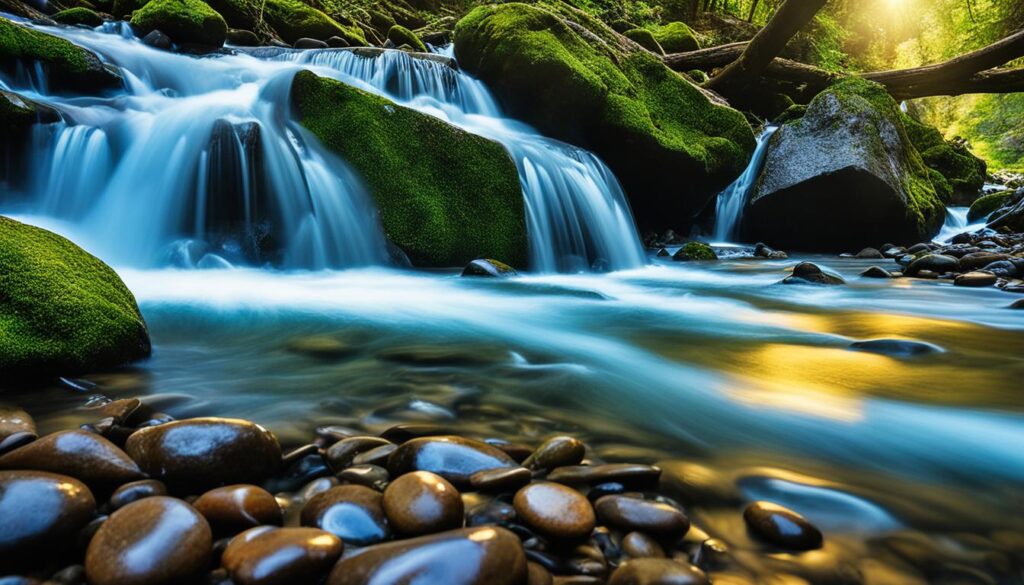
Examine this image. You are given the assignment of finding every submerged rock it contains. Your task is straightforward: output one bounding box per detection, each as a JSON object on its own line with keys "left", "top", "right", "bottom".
{"left": 781, "top": 262, "right": 845, "bottom": 285}
{"left": 130, "top": 0, "right": 227, "bottom": 47}
{"left": 861, "top": 265, "right": 896, "bottom": 278}
{"left": 743, "top": 501, "right": 823, "bottom": 551}
{"left": 462, "top": 258, "right": 518, "bottom": 277}
{"left": 849, "top": 338, "right": 943, "bottom": 357}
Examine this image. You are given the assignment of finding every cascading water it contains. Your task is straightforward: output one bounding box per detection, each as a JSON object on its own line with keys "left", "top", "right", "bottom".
{"left": 934, "top": 206, "right": 987, "bottom": 243}
{"left": 711, "top": 124, "right": 778, "bottom": 243}
{"left": 0, "top": 18, "right": 644, "bottom": 272}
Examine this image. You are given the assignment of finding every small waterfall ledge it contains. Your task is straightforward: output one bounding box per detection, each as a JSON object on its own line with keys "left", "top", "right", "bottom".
{"left": 711, "top": 124, "right": 778, "bottom": 243}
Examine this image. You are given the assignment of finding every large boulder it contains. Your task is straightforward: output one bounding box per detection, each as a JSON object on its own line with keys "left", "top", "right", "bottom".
{"left": 0, "top": 217, "right": 151, "bottom": 379}
{"left": 986, "top": 188, "right": 1024, "bottom": 232}
{"left": 290, "top": 71, "right": 527, "bottom": 268}
{"left": 0, "top": 16, "right": 121, "bottom": 94}
{"left": 654, "top": 21, "right": 700, "bottom": 53}
{"left": 740, "top": 78, "right": 946, "bottom": 251}
{"left": 130, "top": 0, "right": 227, "bottom": 47}
{"left": 453, "top": 2, "right": 755, "bottom": 232}
{"left": 261, "top": 0, "right": 365, "bottom": 46}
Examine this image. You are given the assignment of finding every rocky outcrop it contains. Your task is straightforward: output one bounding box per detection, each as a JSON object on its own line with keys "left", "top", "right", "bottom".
{"left": 290, "top": 71, "right": 527, "bottom": 268}
{"left": 741, "top": 78, "right": 946, "bottom": 251}
{"left": 453, "top": 1, "right": 755, "bottom": 233}
{"left": 0, "top": 17, "right": 122, "bottom": 94}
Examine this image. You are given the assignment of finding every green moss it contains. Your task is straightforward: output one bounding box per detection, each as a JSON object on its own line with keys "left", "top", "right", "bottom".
{"left": 684, "top": 68, "right": 707, "bottom": 83}
{"left": 0, "top": 16, "right": 118, "bottom": 93}
{"left": 968, "top": 190, "right": 1013, "bottom": 222}
{"left": 386, "top": 24, "right": 426, "bottom": 52}
{"left": 454, "top": 2, "right": 754, "bottom": 228}
{"left": 262, "top": 0, "right": 365, "bottom": 45}
{"left": 130, "top": 0, "right": 227, "bottom": 46}
{"left": 0, "top": 216, "right": 151, "bottom": 379}
{"left": 673, "top": 241, "right": 716, "bottom": 261}
{"left": 203, "top": 0, "right": 259, "bottom": 31}
{"left": 53, "top": 7, "right": 103, "bottom": 26}
{"left": 902, "top": 110, "right": 986, "bottom": 200}
{"left": 291, "top": 71, "right": 527, "bottom": 268}
{"left": 653, "top": 21, "right": 698, "bottom": 53}
{"left": 368, "top": 9, "right": 396, "bottom": 34}
{"left": 623, "top": 28, "right": 662, "bottom": 54}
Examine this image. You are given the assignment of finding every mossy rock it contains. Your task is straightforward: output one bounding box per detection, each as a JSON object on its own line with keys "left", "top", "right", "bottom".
{"left": 0, "top": 16, "right": 121, "bottom": 94}
{"left": 262, "top": 0, "right": 365, "bottom": 45}
{"left": 130, "top": 0, "right": 226, "bottom": 46}
{"left": 685, "top": 69, "right": 708, "bottom": 84}
{"left": 53, "top": 7, "right": 103, "bottom": 26}
{"left": 623, "top": 28, "right": 663, "bottom": 55}
{"left": 203, "top": 0, "right": 258, "bottom": 32}
{"left": 0, "top": 216, "right": 151, "bottom": 380}
{"left": 903, "top": 115, "right": 986, "bottom": 205}
{"left": 672, "top": 241, "right": 716, "bottom": 261}
{"left": 368, "top": 9, "right": 396, "bottom": 34}
{"left": 968, "top": 190, "right": 1013, "bottom": 222}
{"left": 453, "top": 2, "right": 755, "bottom": 232}
{"left": 291, "top": 71, "right": 527, "bottom": 268}
{"left": 654, "top": 21, "right": 699, "bottom": 53}
{"left": 386, "top": 24, "right": 426, "bottom": 52}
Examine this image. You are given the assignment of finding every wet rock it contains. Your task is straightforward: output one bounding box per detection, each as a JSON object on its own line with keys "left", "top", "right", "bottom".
{"left": 528, "top": 561, "right": 555, "bottom": 585}
{"left": 906, "top": 254, "right": 960, "bottom": 275}
{"left": 849, "top": 338, "right": 943, "bottom": 357}
{"left": 326, "top": 36, "right": 349, "bottom": 48}
{"left": 470, "top": 466, "right": 532, "bottom": 492}
{"left": 388, "top": 436, "right": 517, "bottom": 486}
{"left": 514, "top": 481, "right": 595, "bottom": 540}
{"left": 285, "top": 336, "right": 357, "bottom": 360}
{"left": 523, "top": 436, "right": 586, "bottom": 471}
{"left": 743, "top": 501, "right": 823, "bottom": 551}
{"left": 379, "top": 424, "right": 453, "bottom": 443}
{"left": 860, "top": 266, "right": 895, "bottom": 278}
{"left": 337, "top": 464, "right": 389, "bottom": 491}
{"left": 754, "top": 243, "right": 788, "bottom": 259}
{"left": 462, "top": 258, "right": 518, "bottom": 277}
{"left": 352, "top": 443, "right": 397, "bottom": 466}
{"left": 0, "top": 471, "right": 96, "bottom": 567}
{"left": 1009, "top": 299, "right": 1024, "bottom": 309}
{"left": 383, "top": 470, "right": 464, "bottom": 535}
{"left": 855, "top": 247, "right": 884, "bottom": 259}
{"left": 955, "top": 271, "right": 997, "bottom": 287}
{"left": 109, "top": 479, "right": 168, "bottom": 510}
{"left": 0, "top": 405, "right": 35, "bottom": 454}
{"left": 125, "top": 418, "right": 281, "bottom": 490}
{"left": 466, "top": 499, "right": 517, "bottom": 527}
{"left": 594, "top": 495, "right": 689, "bottom": 539}
{"left": 656, "top": 248, "right": 670, "bottom": 257}
{"left": 781, "top": 262, "right": 845, "bottom": 285}
{"left": 657, "top": 461, "right": 738, "bottom": 506}
{"left": 325, "top": 436, "right": 392, "bottom": 471}
{"left": 222, "top": 526, "right": 343, "bottom": 585}
{"left": 300, "top": 484, "right": 390, "bottom": 546}
{"left": 194, "top": 484, "right": 282, "bottom": 537}
{"left": 609, "top": 558, "right": 709, "bottom": 584}
{"left": 226, "top": 28, "right": 259, "bottom": 46}
{"left": 673, "top": 242, "right": 717, "bottom": 261}
{"left": 548, "top": 464, "right": 662, "bottom": 489}
{"left": 959, "top": 252, "right": 1009, "bottom": 271}
{"left": 982, "top": 260, "right": 1018, "bottom": 278}
{"left": 141, "top": 29, "right": 172, "bottom": 50}
{"left": 0, "top": 430, "right": 144, "bottom": 488}
{"left": 693, "top": 538, "right": 731, "bottom": 571}
{"left": 326, "top": 526, "right": 526, "bottom": 585}
{"left": 294, "top": 37, "right": 328, "bottom": 49}
{"left": 622, "top": 531, "right": 665, "bottom": 559}
{"left": 85, "top": 496, "right": 212, "bottom": 585}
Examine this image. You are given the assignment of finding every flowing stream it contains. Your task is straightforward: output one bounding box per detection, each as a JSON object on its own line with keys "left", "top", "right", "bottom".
{"left": 711, "top": 124, "right": 778, "bottom": 242}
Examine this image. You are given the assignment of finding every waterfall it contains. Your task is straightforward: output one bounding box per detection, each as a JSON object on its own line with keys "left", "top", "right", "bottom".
{"left": 0, "top": 20, "right": 644, "bottom": 272}
{"left": 934, "top": 206, "right": 986, "bottom": 243}
{"left": 712, "top": 125, "right": 778, "bottom": 243}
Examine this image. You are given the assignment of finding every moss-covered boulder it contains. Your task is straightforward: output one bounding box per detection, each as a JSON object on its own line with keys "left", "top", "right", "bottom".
{"left": 903, "top": 119, "right": 987, "bottom": 205}
{"left": 386, "top": 24, "right": 426, "bottom": 52}
{"left": 623, "top": 28, "right": 663, "bottom": 55}
{"left": 654, "top": 21, "right": 699, "bottom": 53}
{"left": 968, "top": 190, "right": 1014, "bottom": 222}
{"left": 672, "top": 241, "right": 716, "bottom": 261}
{"left": 53, "top": 7, "right": 104, "bottom": 26}
{"left": 0, "top": 16, "right": 121, "bottom": 94}
{"left": 983, "top": 188, "right": 1024, "bottom": 231}
{"left": 262, "top": 0, "right": 365, "bottom": 46}
{"left": 130, "top": 0, "right": 227, "bottom": 47}
{"left": 290, "top": 71, "right": 527, "bottom": 268}
{"left": 741, "top": 78, "right": 946, "bottom": 251}
{"left": 453, "top": 2, "right": 754, "bottom": 232}
{"left": 0, "top": 217, "right": 151, "bottom": 380}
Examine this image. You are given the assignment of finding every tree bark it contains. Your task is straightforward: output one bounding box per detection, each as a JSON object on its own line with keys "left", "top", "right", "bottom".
{"left": 747, "top": 0, "right": 761, "bottom": 22}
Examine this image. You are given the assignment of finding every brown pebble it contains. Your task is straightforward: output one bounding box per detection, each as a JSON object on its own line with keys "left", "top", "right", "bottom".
{"left": 324, "top": 436, "right": 392, "bottom": 472}
{"left": 222, "top": 526, "right": 343, "bottom": 585}
{"left": 608, "top": 558, "right": 709, "bottom": 584}
{"left": 523, "top": 436, "right": 586, "bottom": 471}
{"left": 0, "top": 471, "right": 96, "bottom": 568}
{"left": 0, "top": 405, "right": 36, "bottom": 453}
{"left": 337, "top": 464, "right": 389, "bottom": 491}
{"left": 388, "top": 435, "right": 517, "bottom": 486}
{"left": 547, "top": 464, "right": 661, "bottom": 488}
{"left": 0, "top": 430, "right": 144, "bottom": 488}
{"left": 595, "top": 495, "right": 689, "bottom": 539}
{"left": 85, "top": 496, "right": 212, "bottom": 585}
{"left": 470, "top": 466, "right": 532, "bottom": 492}
{"left": 528, "top": 561, "right": 554, "bottom": 585}
{"left": 109, "top": 479, "right": 167, "bottom": 510}
{"left": 300, "top": 484, "right": 390, "bottom": 546}
{"left": 743, "top": 501, "right": 823, "bottom": 551}
{"left": 514, "top": 481, "right": 595, "bottom": 540}
{"left": 383, "top": 470, "right": 463, "bottom": 536}
{"left": 351, "top": 443, "right": 397, "bottom": 467}
{"left": 622, "top": 531, "right": 665, "bottom": 559}
{"left": 194, "top": 484, "right": 283, "bottom": 536}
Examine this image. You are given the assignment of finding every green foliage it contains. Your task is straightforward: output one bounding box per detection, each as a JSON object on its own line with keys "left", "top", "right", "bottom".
{"left": 261, "top": 0, "right": 365, "bottom": 45}
{"left": 0, "top": 216, "right": 151, "bottom": 379}
{"left": 386, "top": 24, "right": 426, "bottom": 52}
{"left": 290, "top": 71, "right": 527, "bottom": 268}
{"left": 53, "top": 7, "right": 104, "bottom": 26}
{"left": 652, "top": 21, "right": 699, "bottom": 53}
{"left": 968, "top": 190, "right": 1014, "bottom": 222}
{"left": 131, "top": 0, "right": 228, "bottom": 46}
{"left": 938, "top": 94, "right": 1024, "bottom": 172}
{"left": 623, "top": 27, "right": 663, "bottom": 54}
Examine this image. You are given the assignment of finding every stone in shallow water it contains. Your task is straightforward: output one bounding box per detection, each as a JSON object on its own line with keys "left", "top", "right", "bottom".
{"left": 860, "top": 266, "right": 895, "bottom": 278}
{"left": 461, "top": 258, "right": 517, "bottom": 277}
{"left": 285, "top": 336, "right": 358, "bottom": 360}
{"left": 594, "top": 495, "right": 689, "bottom": 539}
{"left": 194, "top": 484, "right": 282, "bottom": 537}
{"left": 781, "top": 262, "right": 845, "bottom": 285}
{"left": 383, "top": 470, "right": 464, "bottom": 536}
{"left": 954, "top": 271, "right": 998, "bottom": 287}
{"left": 0, "top": 430, "right": 144, "bottom": 488}
{"left": 0, "top": 471, "right": 96, "bottom": 567}
{"left": 1010, "top": 299, "right": 1024, "bottom": 309}
{"left": 300, "top": 485, "right": 390, "bottom": 546}
{"left": 124, "top": 418, "right": 281, "bottom": 490}
{"left": 849, "top": 338, "right": 943, "bottom": 357}
{"left": 907, "top": 254, "right": 960, "bottom": 275}
{"left": 523, "top": 436, "right": 586, "bottom": 471}
{"left": 388, "top": 435, "right": 517, "bottom": 486}
{"left": 222, "top": 526, "right": 343, "bottom": 585}
{"left": 326, "top": 526, "right": 526, "bottom": 585}
{"left": 85, "top": 496, "right": 212, "bottom": 585}
{"left": 657, "top": 461, "right": 738, "bottom": 507}
{"left": 513, "top": 481, "right": 595, "bottom": 540}
{"left": 608, "top": 558, "right": 709, "bottom": 584}
{"left": 547, "top": 464, "right": 661, "bottom": 488}
{"left": 743, "top": 501, "right": 823, "bottom": 551}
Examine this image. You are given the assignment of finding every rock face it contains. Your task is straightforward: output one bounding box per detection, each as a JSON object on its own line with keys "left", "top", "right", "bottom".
{"left": 130, "top": 0, "right": 228, "bottom": 47}
{"left": 291, "top": 70, "right": 527, "bottom": 268}
{"left": 0, "top": 217, "right": 151, "bottom": 379}
{"left": 741, "top": 79, "right": 946, "bottom": 251}
{"left": 0, "top": 17, "right": 122, "bottom": 94}
{"left": 453, "top": 2, "right": 755, "bottom": 232}
{"left": 0, "top": 471, "right": 96, "bottom": 569}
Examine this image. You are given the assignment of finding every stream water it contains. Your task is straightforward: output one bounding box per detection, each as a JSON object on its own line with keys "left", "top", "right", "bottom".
{"left": 2, "top": 16, "right": 1024, "bottom": 566}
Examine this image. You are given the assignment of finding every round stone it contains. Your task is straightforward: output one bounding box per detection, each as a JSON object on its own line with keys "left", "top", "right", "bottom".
{"left": 608, "top": 558, "right": 709, "bottom": 585}
{"left": 955, "top": 271, "right": 998, "bottom": 287}
{"left": 0, "top": 430, "right": 144, "bottom": 488}
{"left": 469, "top": 467, "right": 532, "bottom": 492}
{"left": 388, "top": 436, "right": 517, "bottom": 486}
{"left": 0, "top": 471, "right": 96, "bottom": 565}
{"left": 383, "top": 471, "right": 463, "bottom": 536}
{"left": 527, "top": 561, "right": 554, "bottom": 585}
{"left": 300, "top": 485, "right": 390, "bottom": 546}
{"left": 547, "top": 464, "right": 661, "bottom": 488}
{"left": 595, "top": 496, "right": 689, "bottom": 539}
{"left": 324, "top": 436, "right": 392, "bottom": 472}
{"left": 85, "top": 496, "right": 212, "bottom": 585}
{"left": 742, "top": 501, "right": 823, "bottom": 551}
{"left": 522, "top": 436, "right": 586, "bottom": 471}
{"left": 513, "top": 481, "right": 595, "bottom": 540}
{"left": 622, "top": 531, "right": 665, "bottom": 559}
{"left": 124, "top": 418, "right": 281, "bottom": 490}
{"left": 0, "top": 405, "right": 36, "bottom": 454}
{"left": 326, "top": 526, "right": 526, "bottom": 585}
{"left": 222, "top": 526, "right": 343, "bottom": 585}
{"left": 337, "top": 464, "right": 389, "bottom": 491}
{"left": 109, "top": 479, "right": 168, "bottom": 510}
{"left": 194, "top": 484, "right": 283, "bottom": 537}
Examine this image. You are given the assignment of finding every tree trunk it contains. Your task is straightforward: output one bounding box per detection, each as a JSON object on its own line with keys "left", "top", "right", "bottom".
{"left": 747, "top": 0, "right": 760, "bottom": 22}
